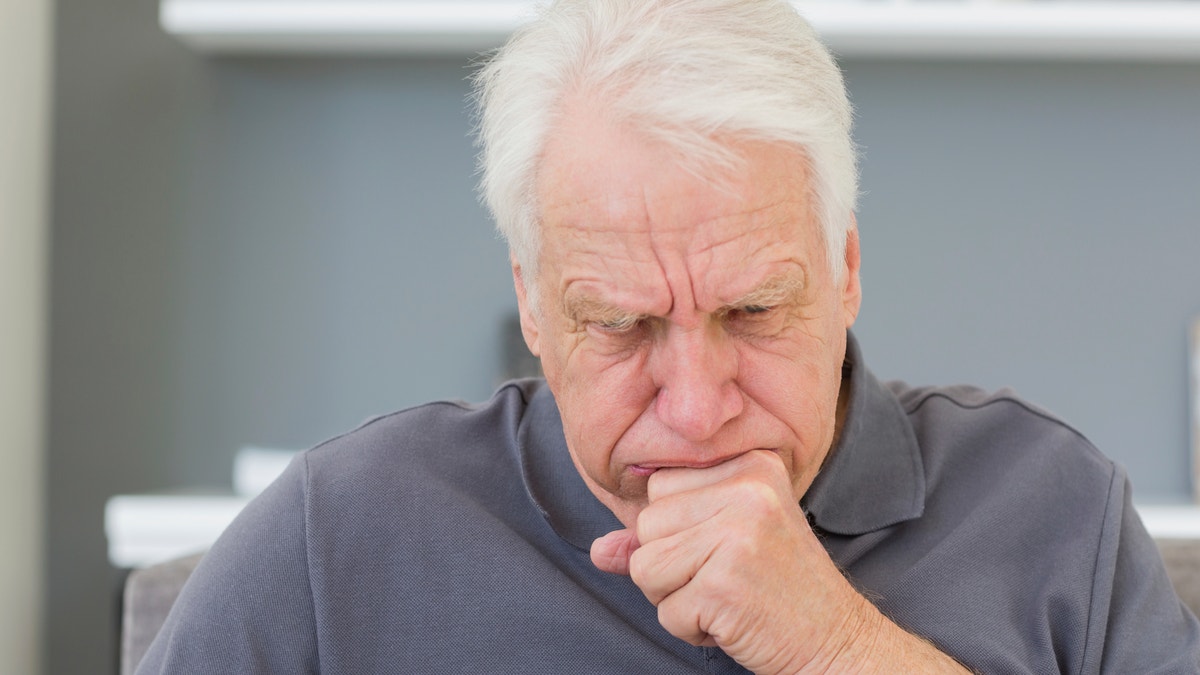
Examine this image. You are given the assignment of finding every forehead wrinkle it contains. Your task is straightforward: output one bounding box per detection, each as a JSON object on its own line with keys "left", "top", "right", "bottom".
{"left": 630, "top": 182, "right": 692, "bottom": 320}
{"left": 683, "top": 196, "right": 809, "bottom": 257}
{"left": 687, "top": 230, "right": 810, "bottom": 313}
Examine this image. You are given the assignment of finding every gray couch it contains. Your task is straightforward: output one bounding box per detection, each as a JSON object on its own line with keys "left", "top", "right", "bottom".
{"left": 120, "top": 552, "right": 205, "bottom": 675}
{"left": 1158, "top": 539, "right": 1200, "bottom": 616}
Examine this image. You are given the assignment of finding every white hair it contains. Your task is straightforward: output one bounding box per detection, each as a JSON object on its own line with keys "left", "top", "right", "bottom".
{"left": 473, "top": 0, "right": 857, "bottom": 309}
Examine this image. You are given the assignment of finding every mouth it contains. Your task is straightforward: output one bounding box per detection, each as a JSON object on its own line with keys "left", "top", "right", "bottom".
{"left": 628, "top": 452, "right": 757, "bottom": 477}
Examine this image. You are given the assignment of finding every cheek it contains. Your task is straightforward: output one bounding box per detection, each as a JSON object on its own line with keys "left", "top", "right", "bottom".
{"left": 743, "top": 358, "right": 828, "bottom": 435}
{"left": 739, "top": 344, "right": 843, "bottom": 488}
{"left": 549, "top": 347, "right": 656, "bottom": 475}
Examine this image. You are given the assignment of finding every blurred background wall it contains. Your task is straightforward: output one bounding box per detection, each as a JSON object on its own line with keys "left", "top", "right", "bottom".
{"left": 46, "top": 0, "right": 1200, "bottom": 672}
{"left": 1, "top": 0, "right": 50, "bottom": 673}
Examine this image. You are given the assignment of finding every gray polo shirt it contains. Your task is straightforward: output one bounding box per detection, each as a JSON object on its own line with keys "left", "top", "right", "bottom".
{"left": 138, "top": 335, "right": 1200, "bottom": 673}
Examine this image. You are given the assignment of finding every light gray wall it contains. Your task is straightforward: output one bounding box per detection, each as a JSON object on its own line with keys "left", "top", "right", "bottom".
{"left": 844, "top": 60, "right": 1200, "bottom": 501}
{"left": 166, "top": 58, "right": 514, "bottom": 483}
{"left": 47, "top": 1, "right": 1200, "bottom": 670}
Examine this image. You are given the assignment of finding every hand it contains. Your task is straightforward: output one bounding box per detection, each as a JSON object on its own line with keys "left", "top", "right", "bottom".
{"left": 590, "top": 450, "right": 969, "bottom": 674}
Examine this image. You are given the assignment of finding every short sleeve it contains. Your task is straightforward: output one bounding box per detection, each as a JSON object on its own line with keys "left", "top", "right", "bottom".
{"left": 135, "top": 454, "right": 319, "bottom": 674}
{"left": 1085, "top": 472, "right": 1200, "bottom": 674}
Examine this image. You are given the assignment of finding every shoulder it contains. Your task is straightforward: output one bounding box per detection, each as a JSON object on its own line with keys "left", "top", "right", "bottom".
{"left": 292, "top": 378, "right": 554, "bottom": 549}
{"left": 137, "top": 380, "right": 557, "bottom": 672}
{"left": 870, "top": 383, "right": 1130, "bottom": 668}
{"left": 310, "top": 378, "right": 542, "bottom": 456}
{"left": 892, "top": 381, "right": 1096, "bottom": 446}
{"left": 885, "top": 380, "right": 1121, "bottom": 568}
{"left": 889, "top": 381, "right": 1115, "bottom": 490}
{"left": 299, "top": 378, "right": 545, "bottom": 485}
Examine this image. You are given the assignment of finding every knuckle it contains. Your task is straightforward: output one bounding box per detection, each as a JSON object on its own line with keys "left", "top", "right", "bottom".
{"left": 730, "top": 476, "right": 781, "bottom": 515}
{"left": 704, "top": 567, "right": 745, "bottom": 605}
{"left": 634, "top": 511, "right": 661, "bottom": 545}
{"left": 627, "top": 548, "right": 653, "bottom": 587}
{"left": 657, "top": 599, "right": 704, "bottom": 645}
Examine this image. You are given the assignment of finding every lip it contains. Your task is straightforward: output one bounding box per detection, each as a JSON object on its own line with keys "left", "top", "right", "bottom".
{"left": 628, "top": 451, "right": 756, "bottom": 477}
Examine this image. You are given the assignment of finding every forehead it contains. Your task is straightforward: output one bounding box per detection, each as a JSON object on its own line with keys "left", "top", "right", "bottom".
{"left": 535, "top": 114, "right": 823, "bottom": 310}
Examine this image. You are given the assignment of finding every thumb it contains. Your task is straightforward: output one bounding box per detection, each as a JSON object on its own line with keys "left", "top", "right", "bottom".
{"left": 590, "top": 528, "right": 640, "bottom": 576}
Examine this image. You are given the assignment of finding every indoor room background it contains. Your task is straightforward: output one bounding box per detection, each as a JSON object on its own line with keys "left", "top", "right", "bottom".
{"left": 37, "top": 0, "right": 1200, "bottom": 672}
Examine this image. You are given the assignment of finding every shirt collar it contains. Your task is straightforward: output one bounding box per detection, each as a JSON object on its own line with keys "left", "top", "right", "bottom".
{"left": 801, "top": 333, "right": 926, "bottom": 535}
{"left": 519, "top": 331, "right": 926, "bottom": 548}
{"left": 519, "top": 384, "right": 624, "bottom": 551}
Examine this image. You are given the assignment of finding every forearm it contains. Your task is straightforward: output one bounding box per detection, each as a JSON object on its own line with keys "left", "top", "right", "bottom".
{"left": 804, "top": 595, "right": 972, "bottom": 675}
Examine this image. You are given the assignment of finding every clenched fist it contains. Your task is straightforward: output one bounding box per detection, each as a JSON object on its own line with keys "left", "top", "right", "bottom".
{"left": 591, "top": 450, "right": 968, "bottom": 675}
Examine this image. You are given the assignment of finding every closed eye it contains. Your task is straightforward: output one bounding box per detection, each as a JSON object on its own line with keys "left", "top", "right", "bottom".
{"left": 722, "top": 303, "right": 786, "bottom": 338}
{"left": 725, "top": 304, "right": 774, "bottom": 319}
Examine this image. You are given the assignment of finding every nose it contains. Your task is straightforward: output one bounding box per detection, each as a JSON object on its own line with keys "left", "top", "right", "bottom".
{"left": 650, "top": 320, "right": 743, "bottom": 443}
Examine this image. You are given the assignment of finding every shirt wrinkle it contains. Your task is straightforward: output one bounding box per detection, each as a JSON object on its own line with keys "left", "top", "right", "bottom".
{"left": 1077, "top": 464, "right": 1120, "bottom": 675}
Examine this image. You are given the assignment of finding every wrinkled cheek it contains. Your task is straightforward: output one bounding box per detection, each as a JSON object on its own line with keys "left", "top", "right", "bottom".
{"left": 576, "top": 393, "right": 646, "bottom": 492}
{"left": 551, "top": 344, "right": 657, "bottom": 495}
{"left": 564, "top": 400, "right": 626, "bottom": 489}
{"left": 551, "top": 384, "right": 617, "bottom": 487}
{"left": 785, "top": 399, "right": 839, "bottom": 497}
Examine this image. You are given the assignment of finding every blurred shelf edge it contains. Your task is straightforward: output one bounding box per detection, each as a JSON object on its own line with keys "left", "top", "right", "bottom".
{"left": 162, "top": 0, "right": 1200, "bottom": 60}
{"left": 107, "top": 447, "right": 298, "bottom": 568}
{"left": 106, "top": 495, "right": 1200, "bottom": 569}
{"left": 1140, "top": 505, "right": 1200, "bottom": 541}
{"left": 106, "top": 493, "right": 252, "bottom": 569}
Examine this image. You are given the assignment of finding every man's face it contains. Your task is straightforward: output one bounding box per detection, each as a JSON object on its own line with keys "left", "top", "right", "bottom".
{"left": 515, "top": 113, "right": 861, "bottom": 527}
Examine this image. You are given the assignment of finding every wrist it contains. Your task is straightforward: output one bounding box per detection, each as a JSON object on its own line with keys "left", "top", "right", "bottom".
{"left": 801, "top": 595, "right": 970, "bottom": 675}
{"left": 808, "top": 593, "right": 886, "bottom": 674}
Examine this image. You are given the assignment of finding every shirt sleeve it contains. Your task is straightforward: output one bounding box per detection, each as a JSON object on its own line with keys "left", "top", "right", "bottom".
{"left": 1085, "top": 470, "right": 1200, "bottom": 674}
{"left": 135, "top": 454, "right": 320, "bottom": 674}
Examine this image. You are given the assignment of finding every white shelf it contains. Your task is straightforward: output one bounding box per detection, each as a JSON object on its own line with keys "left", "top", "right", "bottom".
{"left": 106, "top": 493, "right": 252, "bottom": 568}
{"left": 1139, "top": 505, "right": 1200, "bottom": 540}
{"left": 106, "top": 447, "right": 297, "bottom": 568}
{"left": 161, "top": 0, "right": 1200, "bottom": 60}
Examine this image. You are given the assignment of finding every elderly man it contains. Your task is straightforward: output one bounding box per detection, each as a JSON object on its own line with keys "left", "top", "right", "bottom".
{"left": 138, "top": 0, "right": 1200, "bottom": 673}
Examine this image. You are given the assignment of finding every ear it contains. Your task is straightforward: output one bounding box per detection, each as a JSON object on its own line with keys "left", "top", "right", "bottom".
{"left": 512, "top": 257, "right": 542, "bottom": 357}
{"left": 841, "top": 215, "right": 862, "bottom": 328}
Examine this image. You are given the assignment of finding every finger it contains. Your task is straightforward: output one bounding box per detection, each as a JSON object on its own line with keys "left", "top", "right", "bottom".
{"left": 628, "top": 528, "right": 714, "bottom": 606}
{"left": 635, "top": 487, "right": 725, "bottom": 544}
{"left": 655, "top": 584, "right": 717, "bottom": 647}
{"left": 590, "top": 528, "right": 640, "bottom": 576}
{"left": 647, "top": 449, "right": 787, "bottom": 503}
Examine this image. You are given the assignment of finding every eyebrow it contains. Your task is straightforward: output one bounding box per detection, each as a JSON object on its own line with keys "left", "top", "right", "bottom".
{"left": 561, "top": 293, "right": 645, "bottom": 325}
{"left": 561, "top": 272, "right": 807, "bottom": 324}
{"left": 723, "top": 272, "right": 807, "bottom": 311}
